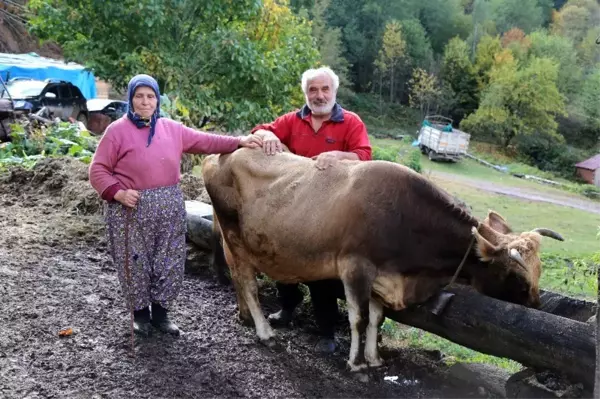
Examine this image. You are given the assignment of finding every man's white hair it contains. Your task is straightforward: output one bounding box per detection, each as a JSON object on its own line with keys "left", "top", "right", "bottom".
{"left": 301, "top": 66, "right": 339, "bottom": 94}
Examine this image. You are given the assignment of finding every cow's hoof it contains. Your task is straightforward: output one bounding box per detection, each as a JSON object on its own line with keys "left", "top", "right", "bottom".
{"left": 366, "top": 357, "right": 384, "bottom": 368}
{"left": 260, "top": 338, "right": 282, "bottom": 351}
{"left": 314, "top": 338, "right": 336, "bottom": 354}
{"left": 347, "top": 361, "right": 368, "bottom": 372}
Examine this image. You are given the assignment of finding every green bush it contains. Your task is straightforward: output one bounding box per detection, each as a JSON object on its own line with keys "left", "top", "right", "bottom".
{"left": 372, "top": 145, "right": 398, "bottom": 162}
{"left": 398, "top": 147, "right": 422, "bottom": 174}
{"left": 515, "top": 133, "right": 593, "bottom": 180}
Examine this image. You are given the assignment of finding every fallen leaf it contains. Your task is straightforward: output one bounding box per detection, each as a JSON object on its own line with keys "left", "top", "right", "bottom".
{"left": 58, "top": 328, "right": 73, "bottom": 337}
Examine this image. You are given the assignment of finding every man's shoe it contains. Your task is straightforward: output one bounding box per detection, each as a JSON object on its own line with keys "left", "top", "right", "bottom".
{"left": 151, "top": 302, "right": 180, "bottom": 336}
{"left": 133, "top": 307, "right": 152, "bottom": 337}
{"left": 267, "top": 309, "right": 294, "bottom": 327}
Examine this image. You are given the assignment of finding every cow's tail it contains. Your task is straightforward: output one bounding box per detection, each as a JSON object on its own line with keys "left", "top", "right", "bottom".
{"left": 210, "top": 211, "right": 231, "bottom": 285}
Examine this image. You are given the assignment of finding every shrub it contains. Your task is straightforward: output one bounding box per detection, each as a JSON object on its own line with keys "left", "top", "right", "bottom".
{"left": 515, "top": 133, "right": 593, "bottom": 180}
{"left": 372, "top": 146, "right": 398, "bottom": 162}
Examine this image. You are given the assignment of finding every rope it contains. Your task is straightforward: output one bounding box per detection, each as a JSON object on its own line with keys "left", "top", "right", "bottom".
{"left": 445, "top": 233, "right": 476, "bottom": 289}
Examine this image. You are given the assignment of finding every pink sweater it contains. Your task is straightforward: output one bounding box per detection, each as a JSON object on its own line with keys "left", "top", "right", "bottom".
{"left": 89, "top": 116, "right": 241, "bottom": 201}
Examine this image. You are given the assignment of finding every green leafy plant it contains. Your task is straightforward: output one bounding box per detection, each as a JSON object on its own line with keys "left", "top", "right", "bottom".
{"left": 0, "top": 122, "right": 97, "bottom": 170}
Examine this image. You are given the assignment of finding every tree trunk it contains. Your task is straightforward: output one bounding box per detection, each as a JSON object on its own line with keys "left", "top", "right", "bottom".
{"left": 389, "top": 65, "right": 394, "bottom": 103}
{"left": 385, "top": 285, "right": 595, "bottom": 390}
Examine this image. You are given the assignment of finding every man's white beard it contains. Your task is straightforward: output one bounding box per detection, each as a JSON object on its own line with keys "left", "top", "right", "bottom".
{"left": 306, "top": 95, "right": 336, "bottom": 116}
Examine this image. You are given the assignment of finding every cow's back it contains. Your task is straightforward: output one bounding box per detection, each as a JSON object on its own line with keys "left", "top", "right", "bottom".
{"left": 203, "top": 149, "right": 476, "bottom": 280}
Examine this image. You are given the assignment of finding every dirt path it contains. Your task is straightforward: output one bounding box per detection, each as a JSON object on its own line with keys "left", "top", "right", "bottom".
{"left": 430, "top": 171, "right": 600, "bottom": 215}
{"left": 0, "top": 159, "right": 480, "bottom": 399}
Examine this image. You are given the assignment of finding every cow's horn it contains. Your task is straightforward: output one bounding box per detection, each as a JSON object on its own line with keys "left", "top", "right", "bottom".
{"left": 509, "top": 248, "right": 528, "bottom": 270}
{"left": 532, "top": 228, "right": 564, "bottom": 241}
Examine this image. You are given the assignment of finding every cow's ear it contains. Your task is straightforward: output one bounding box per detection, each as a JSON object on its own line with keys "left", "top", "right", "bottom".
{"left": 472, "top": 226, "right": 502, "bottom": 261}
{"left": 485, "top": 210, "right": 512, "bottom": 234}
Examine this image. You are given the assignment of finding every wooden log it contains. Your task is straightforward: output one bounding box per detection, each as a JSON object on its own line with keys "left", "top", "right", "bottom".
{"left": 185, "top": 200, "right": 214, "bottom": 251}
{"left": 538, "top": 290, "right": 596, "bottom": 322}
{"left": 385, "top": 285, "right": 595, "bottom": 390}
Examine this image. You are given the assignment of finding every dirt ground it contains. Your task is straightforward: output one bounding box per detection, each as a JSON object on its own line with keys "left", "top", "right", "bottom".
{"left": 0, "top": 158, "right": 487, "bottom": 398}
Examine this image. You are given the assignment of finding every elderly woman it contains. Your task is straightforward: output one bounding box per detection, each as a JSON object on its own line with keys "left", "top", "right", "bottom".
{"left": 89, "top": 74, "right": 262, "bottom": 337}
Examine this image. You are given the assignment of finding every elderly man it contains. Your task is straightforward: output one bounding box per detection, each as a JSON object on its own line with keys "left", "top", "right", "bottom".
{"left": 251, "top": 66, "right": 372, "bottom": 353}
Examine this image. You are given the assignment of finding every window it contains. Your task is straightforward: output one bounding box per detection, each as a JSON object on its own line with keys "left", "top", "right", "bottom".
{"left": 58, "top": 84, "right": 71, "bottom": 99}
{"left": 71, "top": 86, "right": 84, "bottom": 99}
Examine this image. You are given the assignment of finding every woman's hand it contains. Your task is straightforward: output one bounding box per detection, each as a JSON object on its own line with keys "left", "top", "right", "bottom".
{"left": 114, "top": 189, "right": 140, "bottom": 208}
{"left": 238, "top": 134, "right": 263, "bottom": 149}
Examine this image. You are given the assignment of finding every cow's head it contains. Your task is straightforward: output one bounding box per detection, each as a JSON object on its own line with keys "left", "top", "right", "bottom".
{"left": 469, "top": 211, "right": 563, "bottom": 308}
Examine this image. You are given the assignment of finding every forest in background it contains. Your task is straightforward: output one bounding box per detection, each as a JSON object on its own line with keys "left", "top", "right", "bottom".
{"left": 24, "top": 0, "right": 600, "bottom": 179}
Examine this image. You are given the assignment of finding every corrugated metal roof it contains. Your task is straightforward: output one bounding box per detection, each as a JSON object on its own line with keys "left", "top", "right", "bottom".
{"left": 575, "top": 154, "right": 600, "bottom": 171}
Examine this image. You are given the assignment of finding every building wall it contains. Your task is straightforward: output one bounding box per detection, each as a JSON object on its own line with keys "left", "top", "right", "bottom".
{"left": 576, "top": 167, "right": 595, "bottom": 185}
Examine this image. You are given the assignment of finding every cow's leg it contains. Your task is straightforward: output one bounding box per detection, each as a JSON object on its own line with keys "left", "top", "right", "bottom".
{"left": 364, "top": 299, "right": 384, "bottom": 367}
{"left": 237, "top": 267, "right": 276, "bottom": 343}
{"left": 210, "top": 222, "right": 230, "bottom": 285}
{"left": 223, "top": 241, "right": 251, "bottom": 323}
{"left": 340, "top": 257, "right": 376, "bottom": 372}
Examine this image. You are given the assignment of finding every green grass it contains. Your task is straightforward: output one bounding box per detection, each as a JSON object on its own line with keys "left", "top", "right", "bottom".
{"left": 434, "top": 180, "right": 599, "bottom": 258}
{"left": 381, "top": 320, "right": 523, "bottom": 373}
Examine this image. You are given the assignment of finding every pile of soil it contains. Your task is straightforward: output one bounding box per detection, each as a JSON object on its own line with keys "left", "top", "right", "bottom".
{"left": 1, "top": 157, "right": 104, "bottom": 216}
{"left": 0, "top": 157, "right": 484, "bottom": 398}
{"left": 180, "top": 173, "right": 212, "bottom": 204}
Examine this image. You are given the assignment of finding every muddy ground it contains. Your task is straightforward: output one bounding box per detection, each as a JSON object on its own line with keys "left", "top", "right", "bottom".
{"left": 0, "top": 158, "right": 486, "bottom": 398}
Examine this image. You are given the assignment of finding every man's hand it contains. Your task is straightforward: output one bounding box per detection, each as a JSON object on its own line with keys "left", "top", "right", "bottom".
{"left": 312, "top": 151, "right": 340, "bottom": 170}
{"left": 114, "top": 189, "right": 140, "bottom": 208}
{"left": 238, "top": 134, "right": 263, "bottom": 149}
{"left": 254, "top": 129, "right": 283, "bottom": 155}
{"left": 312, "top": 151, "right": 359, "bottom": 170}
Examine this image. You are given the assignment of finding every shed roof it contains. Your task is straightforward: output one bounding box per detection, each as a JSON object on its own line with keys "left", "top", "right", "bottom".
{"left": 575, "top": 154, "right": 600, "bottom": 171}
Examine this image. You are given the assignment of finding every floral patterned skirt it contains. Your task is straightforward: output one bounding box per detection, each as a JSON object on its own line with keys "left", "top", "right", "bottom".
{"left": 105, "top": 185, "right": 186, "bottom": 311}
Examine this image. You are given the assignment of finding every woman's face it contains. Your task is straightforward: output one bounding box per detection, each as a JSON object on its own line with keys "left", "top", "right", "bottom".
{"left": 132, "top": 86, "right": 157, "bottom": 118}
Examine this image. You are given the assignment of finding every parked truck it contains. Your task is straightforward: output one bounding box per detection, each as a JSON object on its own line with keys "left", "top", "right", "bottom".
{"left": 417, "top": 115, "right": 470, "bottom": 162}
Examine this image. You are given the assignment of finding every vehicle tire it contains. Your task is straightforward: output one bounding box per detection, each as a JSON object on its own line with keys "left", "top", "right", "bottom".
{"left": 419, "top": 145, "right": 427, "bottom": 154}
{"left": 76, "top": 112, "right": 88, "bottom": 128}
{"left": 428, "top": 150, "right": 436, "bottom": 161}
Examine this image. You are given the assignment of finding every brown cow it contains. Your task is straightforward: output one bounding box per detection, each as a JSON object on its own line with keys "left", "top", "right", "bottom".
{"left": 202, "top": 148, "right": 563, "bottom": 371}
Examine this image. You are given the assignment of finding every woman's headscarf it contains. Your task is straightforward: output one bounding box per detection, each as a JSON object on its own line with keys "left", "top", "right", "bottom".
{"left": 126, "top": 74, "right": 161, "bottom": 146}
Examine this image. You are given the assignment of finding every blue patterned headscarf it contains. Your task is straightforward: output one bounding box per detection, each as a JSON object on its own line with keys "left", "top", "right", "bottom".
{"left": 126, "top": 74, "right": 161, "bottom": 146}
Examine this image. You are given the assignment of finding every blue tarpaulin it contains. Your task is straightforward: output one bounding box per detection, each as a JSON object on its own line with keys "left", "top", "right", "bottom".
{"left": 0, "top": 52, "right": 96, "bottom": 99}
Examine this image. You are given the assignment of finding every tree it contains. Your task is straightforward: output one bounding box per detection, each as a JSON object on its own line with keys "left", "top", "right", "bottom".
{"left": 577, "top": 27, "right": 600, "bottom": 71}
{"left": 310, "top": 0, "right": 352, "bottom": 96}
{"left": 28, "top": 0, "right": 320, "bottom": 131}
{"left": 489, "top": 0, "right": 545, "bottom": 34}
{"left": 551, "top": 5, "right": 592, "bottom": 45}
{"left": 579, "top": 69, "right": 600, "bottom": 135}
{"left": 474, "top": 34, "right": 502, "bottom": 90}
{"left": 461, "top": 54, "right": 566, "bottom": 147}
{"left": 419, "top": 0, "right": 472, "bottom": 54}
{"left": 440, "top": 37, "right": 479, "bottom": 123}
{"left": 375, "top": 20, "right": 406, "bottom": 102}
{"left": 499, "top": 28, "right": 532, "bottom": 63}
{"left": 527, "top": 30, "right": 582, "bottom": 101}
{"left": 408, "top": 68, "right": 441, "bottom": 120}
